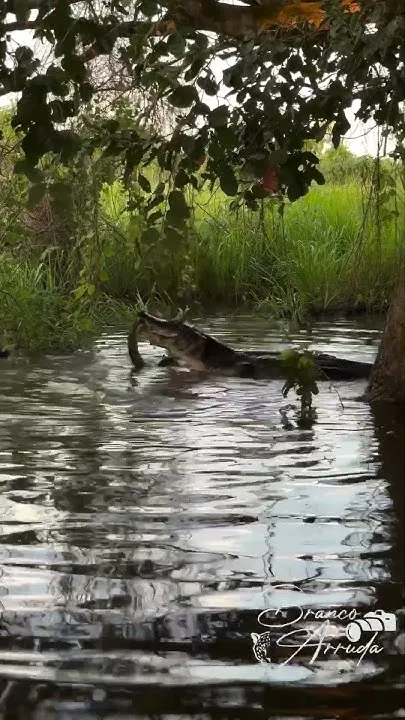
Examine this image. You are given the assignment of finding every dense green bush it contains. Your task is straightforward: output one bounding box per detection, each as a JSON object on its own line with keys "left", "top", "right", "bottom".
{"left": 318, "top": 145, "right": 395, "bottom": 186}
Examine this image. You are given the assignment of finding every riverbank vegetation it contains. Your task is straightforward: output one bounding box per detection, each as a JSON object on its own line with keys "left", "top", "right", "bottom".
{"left": 2, "top": 0, "right": 404, "bottom": 403}
{"left": 0, "top": 112, "right": 403, "bottom": 351}
{"left": 103, "top": 176, "right": 402, "bottom": 312}
{"left": 0, "top": 111, "right": 404, "bottom": 350}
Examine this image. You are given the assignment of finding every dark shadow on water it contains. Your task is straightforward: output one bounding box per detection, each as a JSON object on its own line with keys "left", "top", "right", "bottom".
{"left": 372, "top": 404, "right": 404, "bottom": 610}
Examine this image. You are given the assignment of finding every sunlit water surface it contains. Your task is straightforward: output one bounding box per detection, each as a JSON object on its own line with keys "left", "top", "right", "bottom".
{"left": 0, "top": 315, "right": 403, "bottom": 719}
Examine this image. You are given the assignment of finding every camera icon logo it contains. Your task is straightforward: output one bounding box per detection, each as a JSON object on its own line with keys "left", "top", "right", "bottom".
{"left": 346, "top": 610, "right": 397, "bottom": 642}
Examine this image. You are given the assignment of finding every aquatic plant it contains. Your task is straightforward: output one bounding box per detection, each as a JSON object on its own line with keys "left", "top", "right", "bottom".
{"left": 280, "top": 349, "right": 320, "bottom": 424}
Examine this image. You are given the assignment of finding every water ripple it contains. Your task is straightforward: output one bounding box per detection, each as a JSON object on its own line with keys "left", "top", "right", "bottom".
{"left": 0, "top": 315, "right": 403, "bottom": 719}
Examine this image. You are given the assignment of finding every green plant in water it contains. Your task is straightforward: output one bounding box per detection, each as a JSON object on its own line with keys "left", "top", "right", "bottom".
{"left": 280, "top": 349, "right": 319, "bottom": 422}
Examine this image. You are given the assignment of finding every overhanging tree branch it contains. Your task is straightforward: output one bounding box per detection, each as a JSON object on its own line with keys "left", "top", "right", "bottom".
{"left": 6, "top": 0, "right": 83, "bottom": 11}
{"left": 4, "top": 0, "right": 362, "bottom": 39}
{"left": 3, "top": 20, "right": 38, "bottom": 32}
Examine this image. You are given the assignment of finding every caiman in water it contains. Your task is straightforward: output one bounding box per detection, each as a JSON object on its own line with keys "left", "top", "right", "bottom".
{"left": 128, "top": 310, "right": 373, "bottom": 381}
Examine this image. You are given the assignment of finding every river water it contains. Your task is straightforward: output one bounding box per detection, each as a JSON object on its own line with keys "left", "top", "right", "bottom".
{"left": 0, "top": 315, "right": 403, "bottom": 719}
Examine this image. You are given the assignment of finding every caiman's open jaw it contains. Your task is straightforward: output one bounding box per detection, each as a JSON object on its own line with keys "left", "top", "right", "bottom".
{"left": 136, "top": 311, "right": 185, "bottom": 352}
{"left": 136, "top": 310, "right": 208, "bottom": 370}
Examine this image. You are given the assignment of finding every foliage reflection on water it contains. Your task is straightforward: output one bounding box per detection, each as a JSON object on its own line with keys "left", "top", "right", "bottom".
{"left": 0, "top": 315, "right": 403, "bottom": 719}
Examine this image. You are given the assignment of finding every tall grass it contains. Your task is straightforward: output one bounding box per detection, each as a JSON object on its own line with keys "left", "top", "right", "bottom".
{"left": 0, "top": 256, "right": 107, "bottom": 351}
{"left": 101, "top": 181, "right": 404, "bottom": 315}
{"left": 1, "top": 178, "right": 403, "bottom": 351}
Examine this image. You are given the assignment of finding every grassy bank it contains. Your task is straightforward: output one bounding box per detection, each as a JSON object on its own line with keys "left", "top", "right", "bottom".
{"left": 0, "top": 256, "right": 124, "bottom": 352}
{"left": 102, "top": 181, "right": 403, "bottom": 311}
{"left": 1, "top": 180, "right": 403, "bottom": 352}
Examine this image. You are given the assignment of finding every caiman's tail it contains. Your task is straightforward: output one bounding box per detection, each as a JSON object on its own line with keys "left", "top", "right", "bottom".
{"left": 311, "top": 352, "right": 372, "bottom": 380}
{"left": 242, "top": 350, "right": 372, "bottom": 380}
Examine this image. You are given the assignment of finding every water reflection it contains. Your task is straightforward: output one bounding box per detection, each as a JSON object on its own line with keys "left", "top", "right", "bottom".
{"left": 0, "top": 316, "right": 403, "bottom": 719}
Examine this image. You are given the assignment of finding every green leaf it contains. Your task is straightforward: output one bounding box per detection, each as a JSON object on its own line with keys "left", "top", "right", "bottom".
{"left": 311, "top": 168, "right": 325, "bottom": 185}
{"left": 74, "top": 284, "right": 88, "bottom": 300}
{"left": 197, "top": 76, "right": 219, "bottom": 96}
{"left": 174, "top": 168, "right": 190, "bottom": 188}
{"left": 14, "top": 159, "right": 43, "bottom": 183}
{"left": 168, "top": 190, "right": 190, "bottom": 220}
{"left": 209, "top": 106, "right": 228, "bottom": 128}
{"left": 164, "top": 225, "right": 184, "bottom": 243}
{"left": 142, "top": 227, "right": 160, "bottom": 243}
{"left": 251, "top": 183, "right": 269, "bottom": 200}
{"left": 208, "top": 140, "right": 222, "bottom": 161}
{"left": 147, "top": 193, "right": 164, "bottom": 211}
{"left": 167, "top": 31, "right": 186, "bottom": 58}
{"left": 148, "top": 209, "right": 163, "bottom": 224}
{"left": 28, "top": 183, "right": 46, "bottom": 208}
{"left": 184, "top": 59, "right": 205, "bottom": 82}
{"left": 95, "top": 33, "right": 116, "bottom": 56}
{"left": 15, "top": 46, "right": 34, "bottom": 65}
{"left": 302, "top": 151, "right": 319, "bottom": 164}
{"left": 216, "top": 126, "right": 237, "bottom": 149}
{"left": 194, "top": 101, "right": 210, "bottom": 116}
{"left": 229, "top": 198, "right": 242, "bottom": 212}
{"left": 139, "top": 0, "right": 158, "bottom": 15}
{"left": 249, "top": 153, "right": 270, "bottom": 177}
{"left": 61, "top": 53, "right": 86, "bottom": 82}
{"left": 105, "top": 119, "right": 119, "bottom": 133}
{"left": 287, "top": 177, "right": 307, "bottom": 202}
{"left": 166, "top": 209, "right": 185, "bottom": 229}
{"left": 223, "top": 66, "right": 243, "bottom": 89}
{"left": 53, "top": 129, "right": 81, "bottom": 161}
{"left": 269, "top": 148, "right": 289, "bottom": 164}
{"left": 299, "top": 355, "right": 314, "bottom": 369}
{"left": 49, "top": 99, "right": 75, "bottom": 123}
{"left": 138, "top": 174, "right": 151, "bottom": 193}
{"left": 168, "top": 86, "right": 198, "bottom": 109}
{"left": 220, "top": 168, "right": 238, "bottom": 196}
{"left": 44, "top": 65, "right": 68, "bottom": 92}
{"left": 155, "top": 182, "right": 166, "bottom": 195}
{"left": 194, "top": 34, "right": 209, "bottom": 51}
{"left": 50, "top": 181, "right": 72, "bottom": 206}
{"left": 13, "top": 0, "right": 30, "bottom": 23}
{"left": 280, "top": 349, "right": 298, "bottom": 365}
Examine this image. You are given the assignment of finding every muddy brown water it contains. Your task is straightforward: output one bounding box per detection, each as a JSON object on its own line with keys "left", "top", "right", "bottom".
{"left": 0, "top": 315, "right": 403, "bottom": 720}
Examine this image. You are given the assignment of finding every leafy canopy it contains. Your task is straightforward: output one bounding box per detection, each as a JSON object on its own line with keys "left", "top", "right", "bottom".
{"left": 2, "top": 0, "right": 404, "bottom": 239}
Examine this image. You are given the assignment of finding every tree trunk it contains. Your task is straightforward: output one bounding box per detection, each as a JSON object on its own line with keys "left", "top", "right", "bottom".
{"left": 366, "top": 265, "right": 405, "bottom": 403}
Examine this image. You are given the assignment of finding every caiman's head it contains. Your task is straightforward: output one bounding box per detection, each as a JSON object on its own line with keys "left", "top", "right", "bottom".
{"left": 136, "top": 310, "right": 204, "bottom": 365}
